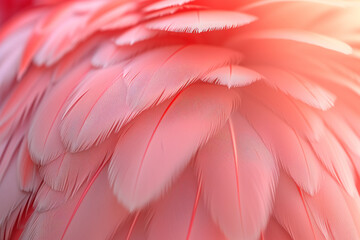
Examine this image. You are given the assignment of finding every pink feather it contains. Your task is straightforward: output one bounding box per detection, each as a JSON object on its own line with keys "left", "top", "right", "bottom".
{"left": 240, "top": 95, "right": 322, "bottom": 195}
{"left": 109, "top": 84, "right": 240, "bottom": 210}
{"left": 196, "top": 112, "right": 278, "bottom": 240}
{"left": 148, "top": 167, "right": 226, "bottom": 240}
{"left": 28, "top": 61, "right": 91, "bottom": 163}
{"left": 22, "top": 164, "right": 129, "bottom": 240}
{"left": 60, "top": 64, "right": 132, "bottom": 152}
{"left": 146, "top": 10, "right": 257, "bottom": 33}
{"left": 123, "top": 44, "right": 243, "bottom": 110}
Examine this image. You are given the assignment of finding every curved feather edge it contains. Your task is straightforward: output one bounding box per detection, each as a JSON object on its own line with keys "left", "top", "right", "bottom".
{"left": 147, "top": 167, "right": 226, "bottom": 240}
{"left": 196, "top": 112, "right": 278, "bottom": 240}
{"left": 239, "top": 95, "right": 322, "bottom": 195}
{"left": 146, "top": 10, "right": 257, "bottom": 33}
{"left": 21, "top": 164, "right": 129, "bottom": 240}
{"left": 236, "top": 29, "right": 353, "bottom": 55}
{"left": 144, "top": 0, "right": 195, "bottom": 12}
{"left": 109, "top": 84, "right": 240, "bottom": 211}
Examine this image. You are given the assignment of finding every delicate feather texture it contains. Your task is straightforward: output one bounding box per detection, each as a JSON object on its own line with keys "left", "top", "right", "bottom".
{"left": 17, "top": 139, "right": 40, "bottom": 192}
{"left": 0, "top": 67, "right": 51, "bottom": 143}
{"left": 203, "top": 65, "right": 262, "bottom": 88}
{"left": 115, "top": 25, "right": 158, "bottom": 46}
{"left": 0, "top": 154, "right": 31, "bottom": 239}
{"left": 242, "top": 83, "right": 325, "bottom": 141}
{"left": 0, "top": 26, "right": 32, "bottom": 102}
{"left": 28, "top": 61, "right": 91, "bottom": 163}
{"left": 144, "top": 0, "right": 195, "bottom": 12}
{"left": 240, "top": 95, "right": 322, "bottom": 195}
{"left": 263, "top": 217, "right": 292, "bottom": 240}
{"left": 304, "top": 172, "right": 360, "bottom": 239}
{"left": 309, "top": 128, "right": 357, "bottom": 196}
{"left": 321, "top": 110, "right": 360, "bottom": 158}
{"left": 196, "top": 112, "right": 278, "bottom": 240}
{"left": 112, "top": 212, "right": 148, "bottom": 240}
{"left": 22, "top": 165, "right": 129, "bottom": 240}
{"left": 109, "top": 84, "right": 240, "bottom": 210}
{"left": 238, "top": 29, "right": 353, "bottom": 55}
{"left": 273, "top": 172, "right": 326, "bottom": 239}
{"left": 240, "top": 0, "right": 350, "bottom": 11}
{"left": 60, "top": 64, "right": 134, "bottom": 152}
{"left": 148, "top": 167, "right": 226, "bottom": 240}
{"left": 39, "top": 134, "right": 117, "bottom": 195}
{"left": 248, "top": 65, "right": 336, "bottom": 110}
{"left": 1, "top": 0, "right": 360, "bottom": 239}
{"left": 146, "top": 10, "right": 257, "bottom": 33}
{"left": 122, "top": 44, "right": 243, "bottom": 110}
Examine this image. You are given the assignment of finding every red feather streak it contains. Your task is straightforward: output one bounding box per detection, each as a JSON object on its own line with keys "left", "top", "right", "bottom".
{"left": 133, "top": 89, "right": 184, "bottom": 193}
{"left": 228, "top": 118, "right": 242, "bottom": 219}
{"left": 126, "top": 211, "right": 140, "bottom": 240}
{"left": 186, "top": 181, "right": 202, "bottom": 240}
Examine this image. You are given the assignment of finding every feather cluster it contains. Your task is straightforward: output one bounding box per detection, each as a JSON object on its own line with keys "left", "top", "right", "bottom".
{"left": 1, "top": 0, "right": 360, "bottom": 239}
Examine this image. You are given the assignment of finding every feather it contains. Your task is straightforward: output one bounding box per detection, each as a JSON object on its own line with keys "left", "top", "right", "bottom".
{"left": 22, "top": 164, "right": 129, "bottom": 240}
{"left": 144, "top": 4, "right": 206, "bottom": 20}
{"left": 39, "top": 134, "right": 118, "bottom": 196}
{"left": 87, "top": 1, "right": 137, "bottom": 29}
{"left": 109, "top": 84, "right": 240, "bottom": 210}
{"left": 309, "top": 128, "right": 357, "bottom": 196}
{"left": 240, "top": 0, "right": 349, "bottom": 10}
{"left": 144, "top": 0, "right": 195, "bottom": 12}
{"left": 0, "top": 27, "right": 32, "bottom": 103}
{"left": 34, "top": 184, "right": 67, "bottom": 212}
{"left": 0, "top": 125, "right": 27, "bottom": 182}
{"left": 147, "top": 167, "right": 226, "bottom": 240}
{"left": 321, "top": 109, "right": 360, "bottom": 158}
{"left": 202, "top": 65, "right": 262, "bottom": 88}
{"left": 62, "top": 44, "right": 243, "bottom": 151}
{"left": 0, "top": 67, "right": 51, "bottom": 142}
{"left": 243, "top": 83, "right": 325, "bottom": 141}
{"left": 248, "top": 65, "right": 336, "bottom": 110}
{"left": 18, "top": 2, "right": 101, "bottom": 74}
{"left": 17, "top": 138, "right": 40, "bottom": 192}
{"left": 0, "top": 153, "right": 30, "bottom": 229}
{"left": 238, "top": 29, "right": 353, "bottom": 55}
{"left": 0, "top": 8, "right": 45, "bottom": 44}
{"left": 196, "top": 112, "right": 278, "bottom": 240}
{"left": 34, "top": 2, "right": 103, "bottom": 66}
{"left": 60, "top": 64, "right": 133, "bottom": 152}
{"left": 273, "top": 172, "right": 326, "bottom": 240}
{"left": 146, "top": 10, "right": 257, "bottom": 33}
{"left": 28, "top": 61, "right": 91, "bottom": 164}
{"left": 93, "top": 36, "right": 189, "bottom": 68}
{"left": 100, "top": 14, "right": 141, "bottom": 31}
{"left": 0, "top": 197, "right": 32, "bottom": 240}
{"left": 52, "top": 36, "right": 101, "bottom": 83}
{"left": 17, "top": 6, "right": 66, "bottom": 78}
{"left": 115, "top": 25, "right": 159, "bottom": 46}
{"left": 304, "top": 172, "right": 360, "bottom": 239}
{"left": 240, "top": 96, "right": 322, "bottom": 195}
{"left": 112, "top": 212, "right": 148, "bottom": 240}
{"left": 123, "top": 44, "right": 243, "bottom": 110}
{"left": 7, "top": 205, "right": 34, "bottom": 240}
{"left": 263, "top": 217, "right": 292, "bottom": 240}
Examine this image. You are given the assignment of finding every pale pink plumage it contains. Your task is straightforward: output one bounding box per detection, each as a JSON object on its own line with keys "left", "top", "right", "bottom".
{"left": 1, "top": 0, "right": 360, "bottom": 240}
